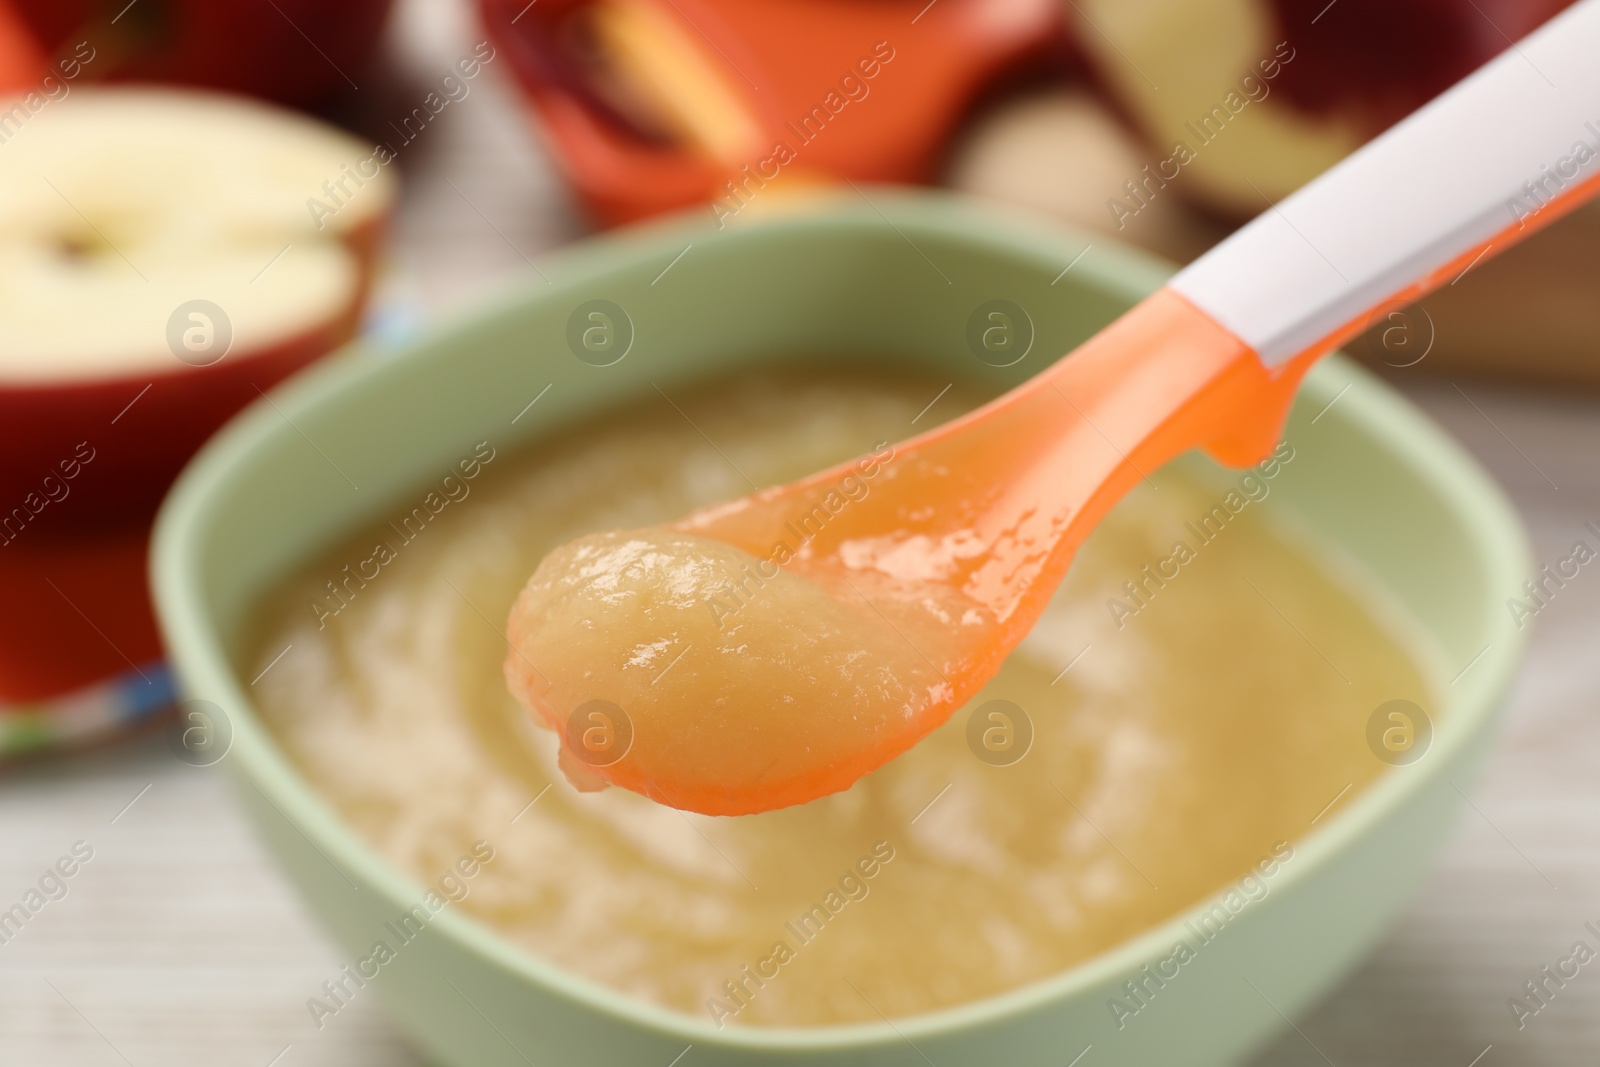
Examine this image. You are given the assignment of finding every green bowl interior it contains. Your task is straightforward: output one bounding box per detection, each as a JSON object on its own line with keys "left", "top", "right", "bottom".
{"left": 153, "top": 190, "right": 1530, "bottom": 1053}
{"left": 179, "top": 198, "right": 1172, "bottom": 635}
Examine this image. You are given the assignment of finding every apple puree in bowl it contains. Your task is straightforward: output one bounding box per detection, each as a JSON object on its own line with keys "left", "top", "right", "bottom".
{"left": 248, "top": 369, "right": 1434, "bottom": 1027}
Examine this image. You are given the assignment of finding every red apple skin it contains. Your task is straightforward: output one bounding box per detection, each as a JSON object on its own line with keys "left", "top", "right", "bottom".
{"left": 0, "top": 328, "right": 352, "bottom": 705}
{"left": 0, "top": 519, "right": 162, "bottom": 704}
{"left": 8, "top": 0, "right": 392, "bottom": 107}
{"left": 0, "top": 307, "right": 362, "bottom": 530}
{"left": 1268, "top": 0, "right": 1574, "bottom": 131}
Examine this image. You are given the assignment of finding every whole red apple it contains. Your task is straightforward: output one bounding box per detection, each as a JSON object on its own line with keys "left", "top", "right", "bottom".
{"left": 8, "top": 0, "right": 392, "bottom": 107}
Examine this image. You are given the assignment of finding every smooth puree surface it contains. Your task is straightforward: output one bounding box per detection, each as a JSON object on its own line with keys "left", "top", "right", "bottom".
{"left": 505, "top": 524, "right": 967, "bottom": 814}
{"left": 249, "top": 370, "right": 1435, "bottom": 1027}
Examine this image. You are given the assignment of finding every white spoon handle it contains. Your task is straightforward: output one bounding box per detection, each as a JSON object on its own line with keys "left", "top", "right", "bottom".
{"left": 1170, "top": 0, "right": 1600, "bottom": 368}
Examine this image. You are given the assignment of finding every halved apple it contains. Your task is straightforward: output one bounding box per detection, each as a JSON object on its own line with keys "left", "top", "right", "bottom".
{"left": 0, "top": 86, "right": 394, "bottom": 524}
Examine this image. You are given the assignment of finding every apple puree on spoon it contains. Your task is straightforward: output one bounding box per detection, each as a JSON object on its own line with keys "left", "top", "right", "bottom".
{"left": 506, "top": 525, "right": 973, "bottom": 812}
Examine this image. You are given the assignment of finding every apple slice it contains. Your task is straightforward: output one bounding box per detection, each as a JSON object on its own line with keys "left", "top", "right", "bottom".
{"left": 1068, "top": 0, "right": 1571, "bottom": 216}
{"left": 0, "top": 87, "right": 394, "bottom": 523}
{"left": 1068, "top": 0, "right": 1360, "bottom": 216}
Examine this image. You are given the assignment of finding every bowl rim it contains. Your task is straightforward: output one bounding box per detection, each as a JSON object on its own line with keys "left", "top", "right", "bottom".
{"left": 152, "top": 190, "right": 1532, "bottom": 1051}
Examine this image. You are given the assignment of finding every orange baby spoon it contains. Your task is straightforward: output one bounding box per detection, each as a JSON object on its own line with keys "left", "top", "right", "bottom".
{"left": 508, "top": 0, "right": 1600, "bottom": 815}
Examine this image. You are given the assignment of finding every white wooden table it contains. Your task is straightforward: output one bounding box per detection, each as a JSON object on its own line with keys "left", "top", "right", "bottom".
{"left": 4, "top": 1, "right": 1599, "bottom": 1063}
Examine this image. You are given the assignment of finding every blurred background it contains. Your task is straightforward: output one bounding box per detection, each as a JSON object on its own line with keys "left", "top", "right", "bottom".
{"left": 1, "top": 0, "right": 1597, "bottom": 1062}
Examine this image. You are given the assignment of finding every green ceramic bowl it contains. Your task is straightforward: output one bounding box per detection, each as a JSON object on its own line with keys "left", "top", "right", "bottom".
{"left": 152, "top": 191, "right": 1529, "bottom": 1066}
